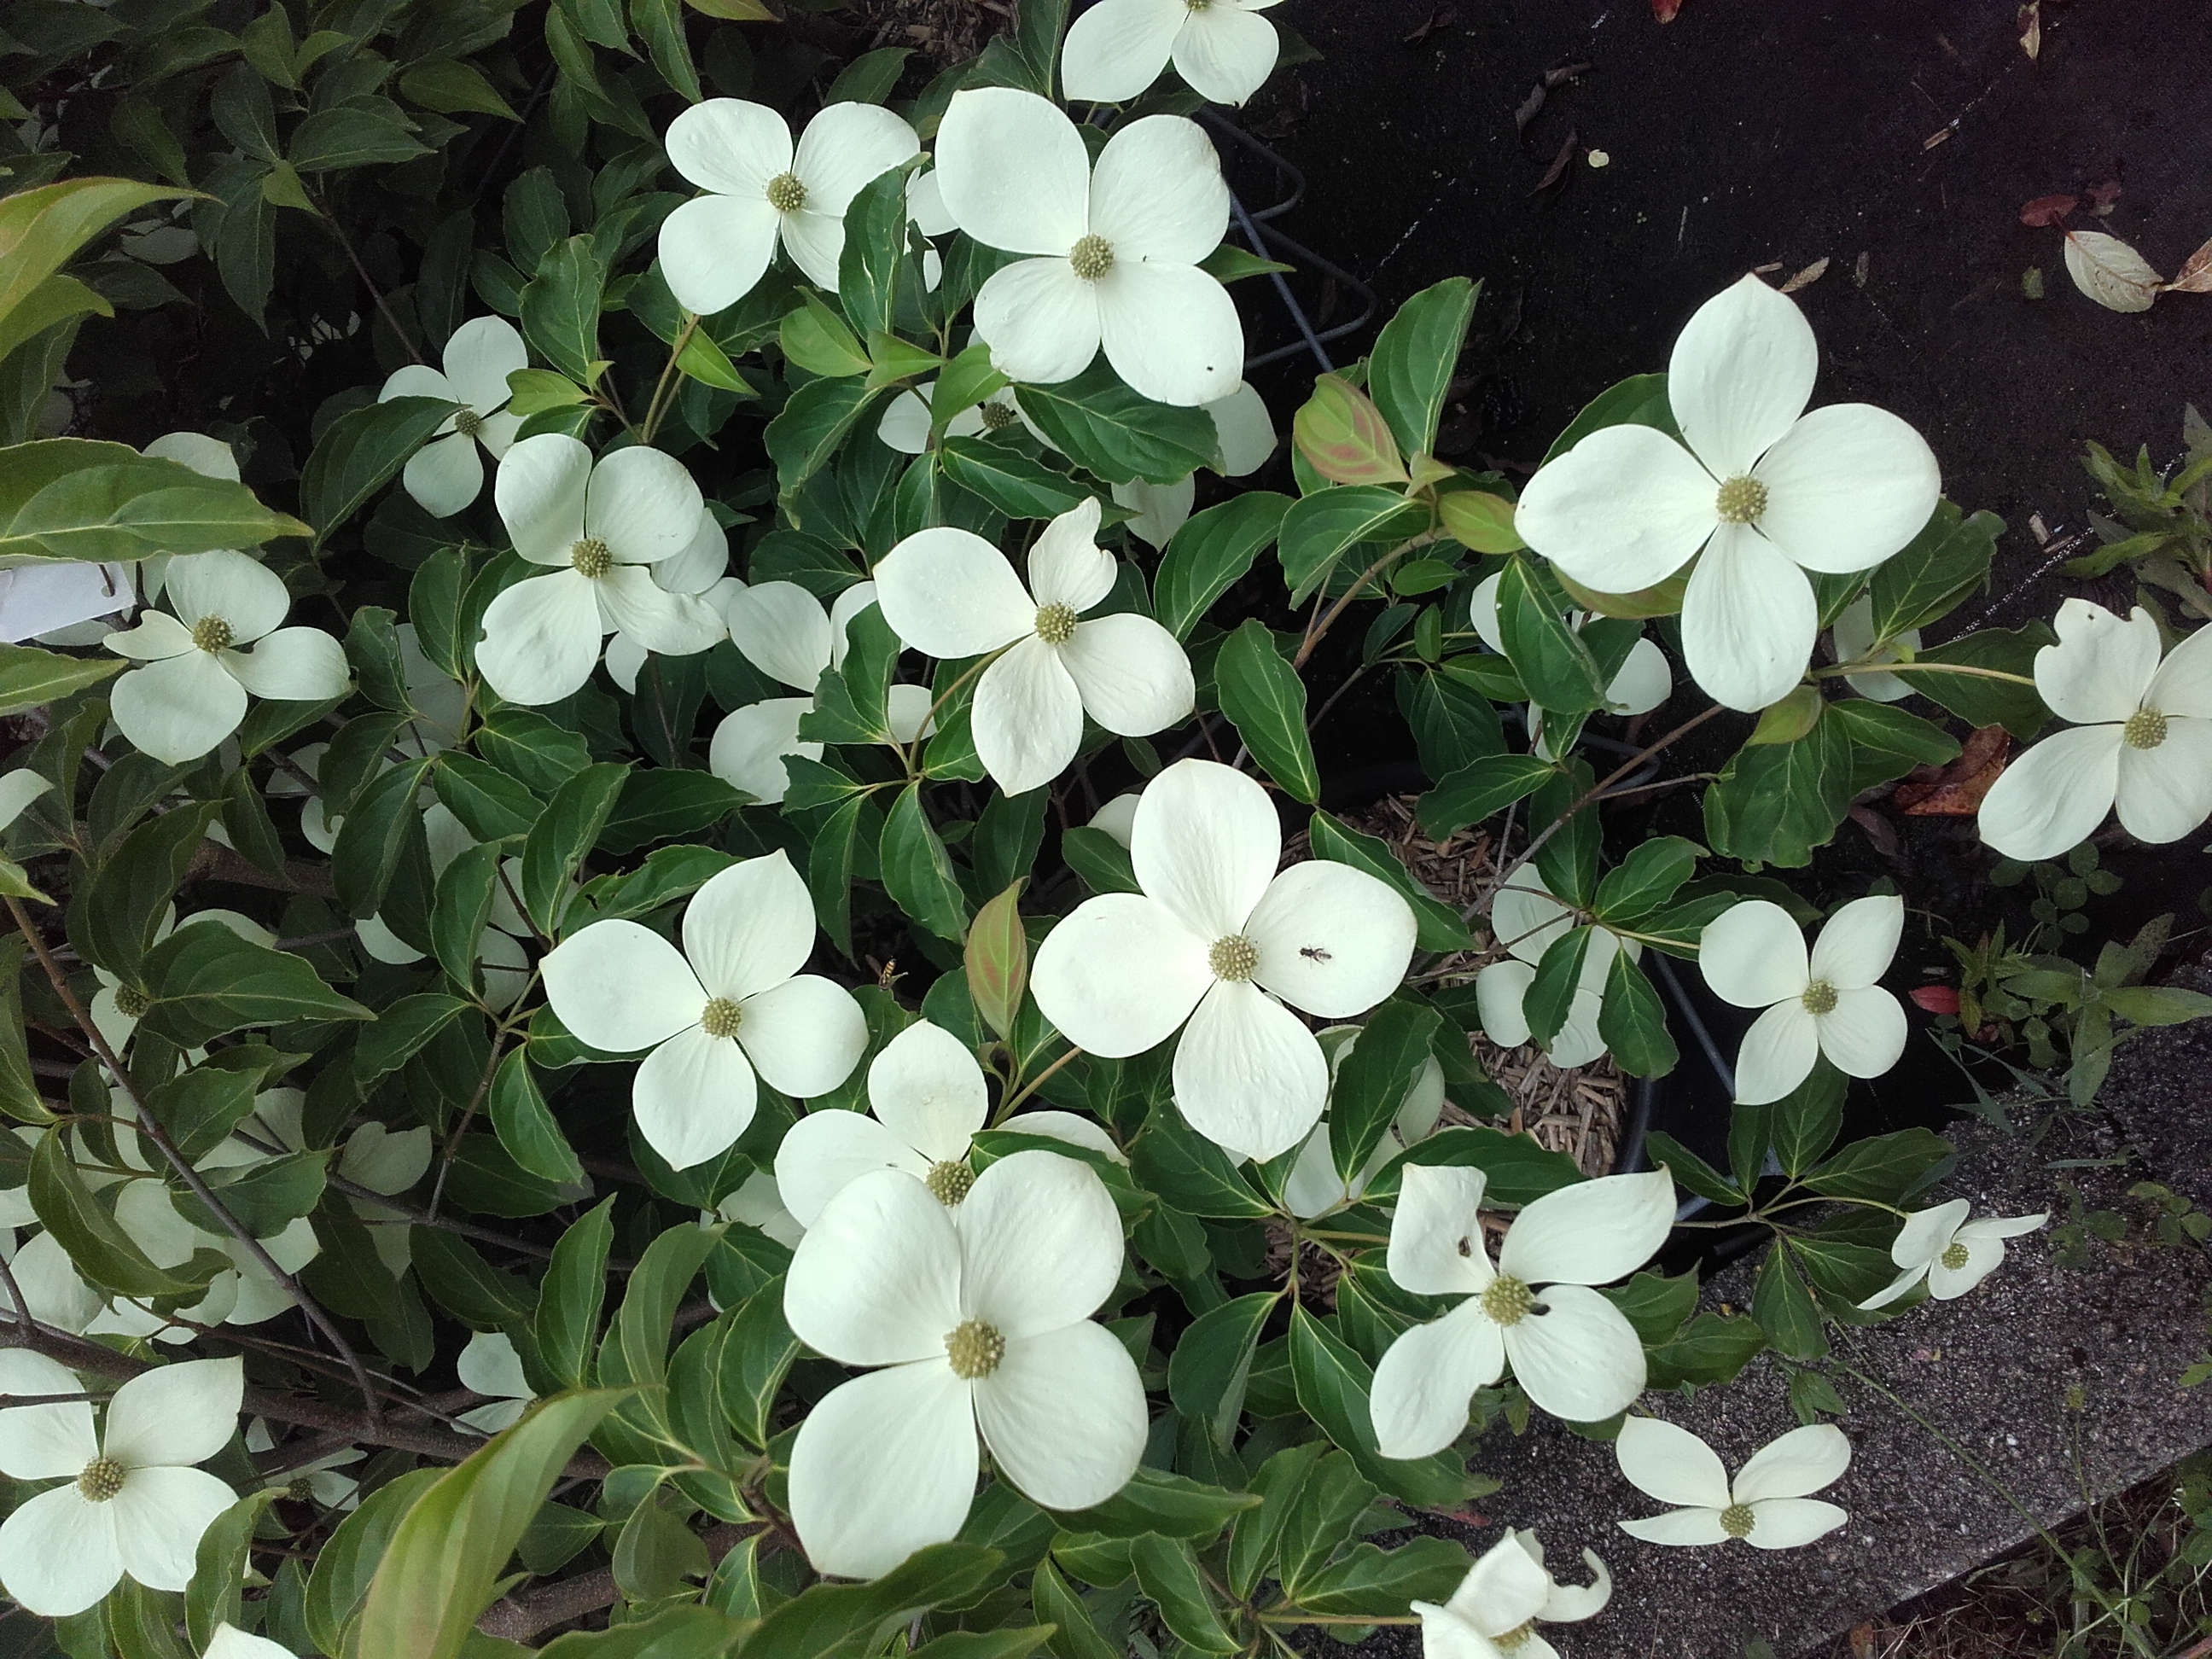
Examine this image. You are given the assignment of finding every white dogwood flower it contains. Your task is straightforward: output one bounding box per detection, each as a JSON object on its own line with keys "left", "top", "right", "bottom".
{"left": 378, "top": 316, "right": 527, "bottom": 517}
{"left": 1829, "top": 595, "right": 1917, "bottom": 702}
{"left": 0, "top": 1354, "right": 242, "bottom": 1615}
{"left": 1858, "top": 1199, "right": 2046, "bottom": 1310}
{"left": 1976, "top": 600, "right": 2212, "bottom": 861}
{"left": 1516, "top": 276, "right": 1940, "bottom": 712}
{"left": 707, "top": 579, "right": 933, "bottom": 805}
{"left": 1062, "top": 0, "right": 1283, "bottom": 108}
{"left": 1032, "top": 759, "right": 1417, "bottom": 1161}
{"left": 874, "top": 500, "right": 1195, "bottom": 794}
{"left": 659, "top": 97, "right": 920, "bottom": 312}
{"left": 718, "top": 1171, "right": 806, "bottom": 1249}
{"left": 604, "top": 508, "right": 732, "bottom": 694}
{"left": 1413, "top": 1528, "right": 1611, "bottom": 1659}
{"left": 247, "top": 1419, "right": 363, "bottom": 1511}
{"left": 1699, "top": 895, "right": 1906, "bottom": 1106}
{"left": 1281, "top": 1027, "right": 1447, "bottom": 1220}
{"left": 933, "top": 88, "right": 1243, "bottom": 406}
{"left": 1615, "top": 1417, "right": 1850, "bottom": 1549}
{"left": 876, "top": 379, "right": 1029, "bottom": 454}
{"left": 783, "top": 1151, "right": 1145, "bottom": 1579}
{"left": 206, "top": 1625, "right": 295, "bottom": 1659}
{"left": 456, "top": 1330, "right": 538, "bottom": 1434}
{"left": 776, "top": 1019, "right": 1121, "bottom": 1227}
{"left": 102, "top": 550, "right": 349, "bottom": 763}
{"left": 479, "top": 435, "right": 724, "bottom": 706}
{"left": 1475, "top": 869, "right": 1643, "bottom": 1068}
{"left": 1372, "top": 1165, "right": 1674, "bottom": 1448}
{"left": 540, "top": 851, "right": 867, "bottom": 1169}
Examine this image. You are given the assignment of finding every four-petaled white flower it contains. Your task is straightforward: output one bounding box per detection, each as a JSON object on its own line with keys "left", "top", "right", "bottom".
{"left": 455, "top": 1330, "right": 538, "bottom": 1434}
{"left": 248, "top": 1418, "right": 364, "bottom": 1510}
{"left": 776, "top": 1017, "right": 1125, "bottom": 1227}
{"left": 1412, "top": 1528, "right": 1612, "bottom": 1659}
{"left": 103, "top": 550, "right": 349, "bottom": 764}
{"left": 1699, "top": 895, "right": 1906, "bottom": 1106}
{"left": 1858, "top": 1198, "right": 2046, "bottom": 1310}
{"left": 708, "top": 579, "right": 933, "bottom": 806}
{"left": 933, "top": 88, "right": 1243, "bottom": 407}
{"left": 540, "top": 851, "right": 868, "bottom": 1169}
{"left": 0, "top": 1353, "right": 242, "bottom": 1615}
{"left": 1062, "top": 0, "right": 1284, "bottom": 108}
{"left": 1033, "top": 759, "right": 1417, "bottom": 1161}
{"left": 1475, "top": 869, "right": 1642, "bottom": 1068}
{"left": 206, "top": 1624, "right": 295, "bottom": 1659}
{"left": 1371, "top": 1165, "right": 1675, "bottom": 1449}
{"left": 1830, "top": 594, "right": 1917, "bottom": 702}
{"left": 659, "top": 97, "right": 921, "bottom": 314}
{"left": 1976, "top": 599, "right": 2212, "bottom": 861}
{"left": 605, "top": 507, "right": 732, "bottom": 695}
{"left": 874, "top": 500, "right": 1195, "bottom": 795}
{"left": 378, "top": 316, "right": 527, "bottom": 517}
{"left": 1281, "top": 1027, "right": 1447, "bottom": 1220}
{"left": 480, "top": 434, "right": 724, "bottom": 706}
{"left": 876, "top": 378, "right": 1030, "bottom": 455}
{"left": 783, "top": 1151, "right": 1146, "bottom": 1579}
{"left": 1516, "top": 275, "right": 1941, "bottom": 713}
{"left": 1615, "top": 1416, "right": 1850, "bottom": 1550}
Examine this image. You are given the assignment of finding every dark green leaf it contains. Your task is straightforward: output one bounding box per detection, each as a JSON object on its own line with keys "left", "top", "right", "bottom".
{"left": 1012, "top": 363, "right": 1216, "bottom": 486}
{"left": 1289, "top": 1308, "right": 1474, "bottom": 1509}
{"left": 1368, "top": 277, "right": 1478, "bottom": 460}
{"left": 521, "top": 762, "right": 628, "bottom": 936}
{"left": 937, "top": 437, "right": 1087, "bottom": 520}
{"left": 535, "top": 1198, "right": 616, "bottom": 1390}
{"left": 300, "top": 397, "right": 457, "bottom": 544}
{"left": 1868, "top": 504, "right": 2003, "bottom": 640}
{"left": 1277, "top": 485, "right": 1428, "bottom": 605}
{"left": 1414, "top": 753, "right": 1552, "bottom": 839}
{"left": 142, "top": 926, "right": 370, "bottom": 1047}
{"left": 489, "top": 1049, "right": 585, "bottom": 1185}
{"left": 1155, "top": 491, "right": 1290, "bottom": 640}
{"left": 1597, "top": 952, "right": 1677, "bottom": 1079}
{"left": 880, "top": 781, "right": 967, "bottom": 940}
{"left": 521, "top": 236, "right": 606, "bottom": 384}
{"left": 1216, "top": 619, "right": 1319, "bottom": 803}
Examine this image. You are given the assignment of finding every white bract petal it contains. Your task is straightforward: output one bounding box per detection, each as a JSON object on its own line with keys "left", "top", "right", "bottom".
{"left": 1615, "top": 1416, "right": 1850, "bottom": 1549}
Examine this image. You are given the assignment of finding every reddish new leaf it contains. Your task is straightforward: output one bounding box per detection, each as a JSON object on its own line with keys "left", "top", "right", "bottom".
{"left": 1909, "top": 986, "right": 1962, "bottom": 1016}
{"left": 1653, "top": 0, "right": 1683, "bottom": 20}
{"left": 2018, "top": 194, "right": 2078, "bottom": 228}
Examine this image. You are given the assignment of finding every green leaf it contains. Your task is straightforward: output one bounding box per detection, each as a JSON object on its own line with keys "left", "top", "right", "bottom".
{"left": 1497, "top": 556, "right": 1606, "bottom": 714}
{"left": 1291, "top": 1535, "right": 1472, "bottom": 1618}
{"left": 288, "top": 98, "right": 432, "bottom": 171}
{"left": 30, "top": 1128, "right": 211, "bottom": 1296}
{"left": 1592, "top": 836, "right": 1701, "bottom": 925}
{"left": 1644, "top": 1311, "right": 1767, "bottom": 1390}
{"left": 1307, "top": 812, "right": 1472, "bottom": 952}
{"left": 356, "top": 1390, "right": 628, "bottom": 1657}
{"left": 767, "top": 377, "right": 883, "bottom": 509}
{"left": 1215, "top": 620, "right": 1319, "bottom": 803}
{"left": 300, "top": 398, "right": 458, "bottom": 544}
{"left": 477, "top": 707, "right": 594, "bottom": 793}
{"left": 965, "top": 880, "right": 1029, "bottom": 1043}
{"left": 1198, "top": 243, "right": 1295, "bottom": 282}
{"left": 747, "top": 1544, "right": 1010, "bottom": 1659}
{"left": 881, "top": 781, "right": 968, "bottom": 940}
{"left": 521, "top": 236, "right": 606, "bottom": 384}
{"left": 1437, "top": 487, "right": 1524, "bottom": 554}
{"left": 1415, "top": 753, "right": 1552, "bottom": 839}
{"left": 827, "top": 44, "right": 913, "bottom": 104}
{"left": 1900, "top": 626, "right": 2052, "bottom": 738}
{"left": 489, "top": 1049, "right": 585, "bottom": 1185}
{"left": 1804, "top": 1127, "right": 1954, "bottom": 1205}
{"left": 1289, "top": 1307, "right": 1474, "bottom": 1509}
{"left": 1868, "top": 504, "right": 2003, "bottom": 640}
{"left": 143, "top": 1048, "right": 284, "bottom": 1162}
{"left": 521, "top": 762, "right": 628, "bottom": 936}
{"left": 535, "top": 1198, "right": 617, "bottom": 1391}
{"left": 937, "top": 437, "right": 1088, "bottom": 520}
{"left": 1752, "top": 1242, "right": 1827, "bottom": 1361}
{"left": 1540, "top": 371, "right": 1676, "bottom": 467}
{"left": 1167, "top": 1292, "right": 1278, "bottom": 1449}
{"left": 1770, "top": 1061, "right": 1845, "bottom": 1174}
{"left": 1061, "top": 824, "right": 1138, "bottom": 896}
{"left": 187, "top": 1490, "right": 277, "bottom": 1650}
{"left": 1012, "top": 363, "right": 1216, "bottom": 486}
{"left": 1277, "top": 486, "right": 1428, "bottom": 605}
{"left": 331, "top": 756, "right": 436, "bottom": 920}
{"left": 413, "top": 1226, "right": 538, "bottom": 1327}
{"left": 76, "top": 798, "right": 218, "bottom": 978}
{"left": 630, "top": 0, "right": 703, "bottom": 102}
{"left": 1399, "top": 669, "right": 1505, "bottom": 781}
{"left": 1363, "top": 1124, "right": 1583, "bottom": 1207}
{"left": 1155, "top": 492, "right": 1290, "bottom": 640}
{"left": 1292, "top": 375, "right": 1406, "bottom": 487}
{"left": 1225, "top": 1442, "right": 1330, "bottom": 1599}
{"left": 0, "top": 178, "right": 183, "bottom": 341}
{"left": 1598, "top": 951, "right": 1677, "bottom": 1078}
{"left": 399, "top": 57, "right": 522, "bottom": 119}
{"left": 1130, "top": 1105, "right": 1272, "bottom": 1220}
{"left": 1368, "top": 276, "right": 1478, "bottom": 460}
{"left": 0, "top": 639, "right": 122, "bottom": 715}
{"left": 431, "top": 841, "right": 501, "bottom": 995}
{"left": 1330, "top": 1001, "right": 1442, "bottom": 1181}
{"left": 305, "top": 1469, "right": 447, "bottom": 1655}
{"left": 0, "top": 439, "right": 309, "bottom": 562}
{"left": 142, "top": 926, "right": 371, "bottom": 1047}
{"left": 1032, "top": 1559, "right": 1120, "bottom": 1659}
{"left": 837, "top": 163, "right": 917, "bottom": 337}
{"left": 2104, "top": 985, "right": 2212, "bottom": 1027}
{"left": 1602, "top": 1268, "right": 1699, "bottom": 1346}
{"left": 0, "top": 271, "right": 111, "bottom": 368}
{"left": 355, "top": 992, "right": 469, "bottom": 1091}
{"left": 598, "top": 770, "right": 745, "bottom": 855}
{"left": 779, "top": 296, "right": 870, "bottom": 379}
{"left": 720, "top": 1276, "right": 801, "bottom": 1449}
{"left": 434, "top": 753, "right": 544, "bottom": 841}
{"left": 1131, "top": 1535, "right": 1237, "bottom": 1652}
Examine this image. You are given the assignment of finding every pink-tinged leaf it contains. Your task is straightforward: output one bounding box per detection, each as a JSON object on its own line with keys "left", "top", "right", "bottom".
{"left": 2017, "top": 193, "right": 2078, "bottom": 228}
{"left": 1292, "top": 374, "right": 1408, "bottom": 486}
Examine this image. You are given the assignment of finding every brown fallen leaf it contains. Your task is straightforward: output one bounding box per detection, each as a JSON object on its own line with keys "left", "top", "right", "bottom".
{"left": 1515, "top": 84, "right": 1546, "bottom": 132}
{"left": 1403, "top": 2, "right": 1456, "bottom": 44}
{"left": 1780, "top": 256, "right": 1830, "bottom": 294}
{"left": 2017, "top": 0, "right": 2041, "bottom": 59}
{"left": 1544, "top": 61, "right": 1592, "bottom": 88}
{"left": 2168, "top": 233, "right": 2212, "bottom": 294}
{"left": 1893, "top": 726, "right": 2010, "bottom": 815}
{"left": 2018, "top": 192, "right": 2078, "bottom": 227}
{"left": 1652, "top": 0, "right": 1683, "bottom": 20}
{"left": 1528, "top": 127, "right": 1578, "bottom": 195}
{"left": 2064, "top": 229, "right": 2163, "bottom": 312}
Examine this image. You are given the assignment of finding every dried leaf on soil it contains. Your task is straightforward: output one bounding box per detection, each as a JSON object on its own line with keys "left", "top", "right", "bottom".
{"left": 1515, "top": 84, "right": 1545, "bottom": 132}
{"left": 2017, "top": 193, "right": 2078, "bottom": 228}
{"left": 1891, "top": 725, "right": 2010, "bottom": 815}
{"left": 1529, "top": 128, "right": 1578, "bottom": 195}
{"left": 2017, "top": 1, "right": 2040, "bottom": 59}
{"left": 1404, "top": 2, "right": 1455, "bottom": 44}
{"left": 2167, "top": 234, "right": 2212, "bottom": 294}
{"left": 2064, "top": 230, "right": 2164, "bottom": 312}
{"left": 1652, "top": 0, "right": 1683, "bottom": 20}
{"left": 1780, "top": 257, "right": 1830, "bottom": 294}
{"left": 1544, "top": 61, "right": 1592, "bottom": 88}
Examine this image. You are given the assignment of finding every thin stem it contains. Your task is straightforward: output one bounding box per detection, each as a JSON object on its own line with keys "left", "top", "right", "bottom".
{"left": 994, "top": 1045, "right": 1084, "bottom": 1122}
{"left": 312, "top": 189, "right": 425, "bottom": 365}
{"left": 1292, "top": 538, "right": 1426, "bottom": 671}
{"left": 1815, "top": 660, "right": 2038, "bottom": 688}
{"left": 5, "top": 896, "right": 386, "bottom": 1423}
{"left": 639, "top": 313, "right": 701, "bottom": 447}
{"left": 905, "top": 650, "right": 1004, "bottom": 771}
{"left": 428, "top": 1030, "right": 509, "bottom": 1220}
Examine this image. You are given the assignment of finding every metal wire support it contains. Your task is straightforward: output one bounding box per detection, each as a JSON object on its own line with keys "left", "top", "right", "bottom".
{"left": 1199, "top": 111, "right": 1379, "bottom": 374}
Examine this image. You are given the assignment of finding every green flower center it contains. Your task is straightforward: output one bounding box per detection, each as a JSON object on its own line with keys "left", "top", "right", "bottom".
{"left": 1208, "top": 934, "right": 1259, "bottom": 982}
{"left": 570, "top": 538, "right": 613, "bottom": 579}
{"left": 2124, "top": 708, "right": 2168, "bottom": 750}
{"left": 1720, "top": 1501, "right": 1757, "bottom": 1539}
{"left": 1714, "top": 474, "right": 1768, "bottom": 524}
{"left": 1940, "top": 1241, "right": 1970, "bottom": 1272}
{"left": 286, "top": 1476, "right": 317, "bottom": 1504}
{"left": 190, "top": 615, "right": 234, "bottom": 653}
{"left": 700, "top": 997, "right": 743, "bottom": 1039}
{"left": 945, "top": 1318, "right": 1005, "bottom": 1379}
{"left": 453, "top": 408, "right": 485, "bottom": 439}
{"left": 765, "top": 172, "right": 808, "bottom": 213}
{"left": 1801, "top": 980, "right": 1839, "bottom": 1016}
{"left": 980, "top": 401, "right": 1017, "bottom": 431}
{"left": 926, "top": 1159, "right": 975, "bottom": 1207}
{"left": 1034, "top": 602, "right": 1079, "bottom": 645}
{"left": 1069, "top": 234, "right": 1115, "bottom": 282}
{"left": 1493, "top": 1623, "right": 1535, "bottom": 1653}
{"left": 1481, "top": 1273, "right": 1536, "bottom": 1326}
{"left": 113, "top": 983, "right": 151, "bottom": 1019}
{"left": 76, "top": 1457, "right": 127, "bottom": 1503}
